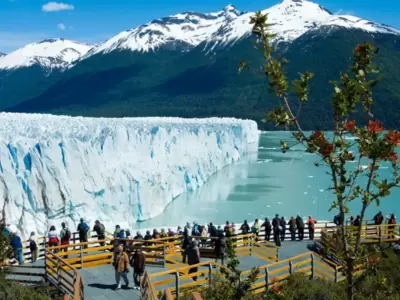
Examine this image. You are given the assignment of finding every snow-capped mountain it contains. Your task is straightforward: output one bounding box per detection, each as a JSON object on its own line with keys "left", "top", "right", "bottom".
{"left": 83, "top": 4, "right": 243, "bottom": 57}
{"left": 0, "top": 52, "right": 5, "bottom": 57}
{"left": 82, "top": 0, "right": 399, "bottom": 57}
{"left": 0, "top": 38, "right": 92, "bottom": 71}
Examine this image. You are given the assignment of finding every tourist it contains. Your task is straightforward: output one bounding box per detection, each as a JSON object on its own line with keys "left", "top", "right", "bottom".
{"left": 261, "top": 218, "right": 272, "bottom": 242}
{"left": 214, "top": 230, "right": 226, "bottom": 266}
{"left": 125, "top": 230, "right": 134, "bottom": 247}
{"left": 374, "top": 211, "right": 384, "bottom": 225}
{"left": 28, "top": 232, "right": 38, "bottom": 263}
{"left": 114, "top": 245, "right": 129, "bottom": 290}
{"left": 114, "top": 225, "right": 125, "bottom": 244}
{"left": 333, "top": 214, "right": 341, "bottom": 226}
{"left": 349, "top": 216, "right": 355, "bottom": 225}
{"left": 176, "top": 226, "right": 183, "bottom": 235}
{"left": 306, "top": 216, "right": 317, "bottom": 240}
{"left": 160, "top": 228, "right": 168, "bottom": 238}
{"left": 182, "top": 223, "right": 192, "bottom": 263}
{"left": 144, "top": 230, "right": 152, "bottom": 240}
{"left": 240, "top": 220, "right": 250, "bottom": 235}
{"left": 93, "top": 220, "right": 106, "bottom": 247}
{"left": 231, "top": 223, "right": 236, "bottom": 235}
{"left": 152, "top": 229, "right": 160, "bottom": 239}
{"left": 272, "top": 214, "right": 281, "bottom": 247}
{"left": 296, "top": 215, "right": 305, "bottom": 241}
{"left": 10, "top": 231, "right": 23, "bottom": 265}
{"left": 60, "top": 222, "right": 71, "bottom": 258}
{"left": 388, "top": 213, "right": 397, "bottom": 239}
{"left": 167, "top": 228, "right": 175, "bottom": 237}
{"left": 280, "top": 217, "right": 286, "bottom": 241}
{"left": 208, "top": 223, "right": 217, "bottom": 237}
{"left": 224, "top": 221, "right": 231, "bottom": 237}
{"left": 288, "top": 217, "right": 297, "bottom": 241}
{"left": 77, "top": 218, "right": 90, "bottom": 249}
{"left": 130, "top": 247, "right": 146, "bottom": 290}
{"left": 353, "top": 215, "right": 361, "bottom": 226}
{"left": 186, "top": 240, "right": 201, "bottom": 281}
{"left": 192, "top": 222, "right": 200, "bottom": 236}
{"left": 201, "top": 224, "right": 208, "bottom": 247}
{"left": 134, "top": 231, "right": 144, "bottom": 240}
{"left": 253, "top": 219, "right": 260, "bottom": 237}
{"left": 48, "top": 225, "right": 59, "bottom": 252}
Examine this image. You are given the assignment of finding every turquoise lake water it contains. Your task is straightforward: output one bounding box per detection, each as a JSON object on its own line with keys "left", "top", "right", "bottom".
{"left": 137, "top": 132, "right": 400, "bottom": 229}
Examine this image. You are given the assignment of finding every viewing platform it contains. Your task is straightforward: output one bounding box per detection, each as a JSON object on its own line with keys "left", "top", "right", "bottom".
{"left": 4, "top": 221, "right": 399, "bottom": 300}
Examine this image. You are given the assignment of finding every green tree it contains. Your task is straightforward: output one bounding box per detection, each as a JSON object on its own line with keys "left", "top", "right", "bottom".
{"left": 0, "top": 224, "right": 50, "bottom": 300}
{"left": 197, "top": 237, "right": 259, "bottom": 300}
{"left": 240, "top": 12, "right": 400, "bottom": 300}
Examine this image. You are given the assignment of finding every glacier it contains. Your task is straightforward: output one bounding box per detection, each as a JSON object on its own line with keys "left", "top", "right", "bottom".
{"left": 0, "top": 113, "right": 258, "bottom": 238}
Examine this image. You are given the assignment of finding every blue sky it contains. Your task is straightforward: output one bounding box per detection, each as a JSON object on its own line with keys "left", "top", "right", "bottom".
{"left": 0, "top": 0, "right": 398, "bottom": 53}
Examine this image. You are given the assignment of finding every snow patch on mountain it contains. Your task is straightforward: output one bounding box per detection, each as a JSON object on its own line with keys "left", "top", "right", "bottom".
{"left": 0, "top": 39, "right": 92, "bottom": 71}
{"left": 0, "top": 52, "right": 5, "bottom": 57}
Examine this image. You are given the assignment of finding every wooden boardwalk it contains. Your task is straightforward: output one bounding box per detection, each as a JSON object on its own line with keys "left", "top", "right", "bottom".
{"left": 80, "top": 240, "right": 313, "bottom": 300}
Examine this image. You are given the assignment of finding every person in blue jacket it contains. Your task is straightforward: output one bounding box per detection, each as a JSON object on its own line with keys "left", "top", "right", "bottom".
{"left": 77, "top": 218, "right": 90, "bottom": 249}
{"left": 10, "top": 232, "right": 23, "bottom": 265}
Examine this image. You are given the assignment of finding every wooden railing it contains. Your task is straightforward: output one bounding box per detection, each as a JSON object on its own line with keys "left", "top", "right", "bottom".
{"left": 19, "top": 220, "right": 335, "bottom": 264}
{"left": 149, "top": 250, "right": 369, "bottom": 299}
{"left": 45, "top": 249, "right": 84, "bottom": 300}
{"left": 47, "top": 238, "right": 167, "bottom": 269}
{"left": 148, "top": 260, "right": 230, "bottom": 299}
{"left": 320, "top": 224, "right": 400, "bottom": 257}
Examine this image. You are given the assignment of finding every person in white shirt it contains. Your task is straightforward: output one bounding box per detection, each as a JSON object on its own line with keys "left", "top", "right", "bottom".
{"left": 29, "top": 232, "right": 38, "bottom": 263}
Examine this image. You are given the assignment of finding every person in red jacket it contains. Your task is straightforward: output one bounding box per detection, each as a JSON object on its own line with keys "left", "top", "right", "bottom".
{"left": 306, "top": 216, "right": 317, "bottom": 240}
{"left": 60, "top": 222, "right": 71, "bottom": 258}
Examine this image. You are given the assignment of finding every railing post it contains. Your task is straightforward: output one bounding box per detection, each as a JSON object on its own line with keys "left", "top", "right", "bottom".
{"left": 310, "top": 254, "right": 314, "bottom": 279}
{"left": 44, "top": 249, "right": 48, "bottom": 283}
{"left": 80, "top": 245, "right": 84, "bottom": 268}
{"left": 276, "top": 247, "right": 279, "bottom": 262}
{"left": 56, "top": 259, "right": 61, "bottom": 285}
{"left": 208, "top": 263, "right": 212, "bottom": 288}
{"left": 175, "top": 272, "right": 180, "bottom": 300}
{"left": 334, "top": 266, "right": 338, "bottom": 283}
{"left": 289, "top": 260, "right": 293, "bottom": 274}
{"left": 163, "top": 244, "right": 166, "bottom": 268}
{"left": 265, "top": 267, "right": 269, "bottom": 292}
{"left": 249, "top": 235, "right": 252, "bottom": 256}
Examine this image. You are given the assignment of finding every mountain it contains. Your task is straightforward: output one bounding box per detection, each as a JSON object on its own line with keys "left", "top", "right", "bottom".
{"left": 3, "top": 0, "right": 400, "bottom": 129}
{"left": 0, "top": 39, "right": 92, "bottom": 109}
{"left": 0, "top": 52, "right": 5, "bottom": 57}
{"left": 0, "top": 38, "right": 92, "bottom": 71}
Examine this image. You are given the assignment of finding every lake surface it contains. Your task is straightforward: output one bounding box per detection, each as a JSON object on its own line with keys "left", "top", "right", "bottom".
{"left": 136, "top": 132, "right": 400, "bottom": 229}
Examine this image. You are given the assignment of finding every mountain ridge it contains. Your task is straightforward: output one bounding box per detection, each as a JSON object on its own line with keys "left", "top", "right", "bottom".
{"left": 0, "top": 0, "right": 399, "bottom": 72}
{"left": 2, "top": 0, "right": 400, "bottom": 130}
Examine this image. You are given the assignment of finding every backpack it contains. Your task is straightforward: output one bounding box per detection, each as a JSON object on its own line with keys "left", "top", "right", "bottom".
{"left": 99, "top": 224, "right": 105, "bottom": 234}
{"left": 118, "top": 231, "right": 125, "bottom": 239}
{"left": 66, "top": 229, "right": 72, "bottom": 239}
{"left": 30, "top": 239, "right": 37, "bottom": 250}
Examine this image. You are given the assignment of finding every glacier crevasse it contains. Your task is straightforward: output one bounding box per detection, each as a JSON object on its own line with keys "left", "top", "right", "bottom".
{"left": 0, "top": 113, "right": 258, "bottom": 238}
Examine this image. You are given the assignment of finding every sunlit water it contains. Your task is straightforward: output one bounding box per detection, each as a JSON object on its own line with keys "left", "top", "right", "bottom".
{"left": 135, "top": 132, "right": 400, "bottom": 230}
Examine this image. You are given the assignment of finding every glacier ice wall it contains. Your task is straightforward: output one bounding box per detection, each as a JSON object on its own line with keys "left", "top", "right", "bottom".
{"left": 0, "top": 113, "right": 258, "bottom": 238}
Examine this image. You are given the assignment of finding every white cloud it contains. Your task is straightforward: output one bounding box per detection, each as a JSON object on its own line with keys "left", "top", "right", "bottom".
{"left": 42, "top": 2, "right": 74, "bottom": 13}
{"left": 57, "top": 23, "right": 67, "bottom": 30}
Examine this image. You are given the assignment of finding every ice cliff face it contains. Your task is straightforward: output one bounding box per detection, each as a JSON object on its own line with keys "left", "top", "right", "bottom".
{"left": 0, "top": 113, "right": 258, "bottom": 238}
